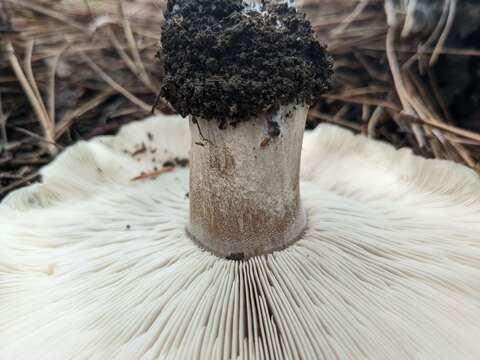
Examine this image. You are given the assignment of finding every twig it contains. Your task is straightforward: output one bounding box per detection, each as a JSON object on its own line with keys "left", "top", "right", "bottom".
{"left": 426, "top": 67, "right": 453, "bottom": 124}
{"left": 357, "top": 45, "right": 480, "bottom": 57}
{"left": 15, "top": 127, "right": 63, "bottom": 150}
{"left": 55, "top": 90, "right": 114, "bottom": 139}
{"left": 24, "top": 40, "right": 56, "bottom": 152}
{"left": 331, "top": 0, "right": 370, "bottom": 36}
{"left": 192, "top": 117, "right": 213, "bottom": 145}
{"left": 118, "top": 0, "right": 157, "bottom": 93}
{"left": 430, "top": 0, "right": 457, "bottom": 65}
{"left": 4, "top": 0, "right": 91, "bottom": 35}
{"left": 366, "top": 106, "right": 387, "bottom": 138}
{"left": 0, "top": 0, "right": 14, "bottom": 33}
{"left": 309, "top": 110, "right": 362, "bottom": 131}
{"left": 321, "top": 94, "right": 400, "bottom": 112}
{"left": 402, "top": 0, "right": 451, "bottom": 68}
{"left": 107, "top": 27, "right": 138, "bottom": 77}
{"left": 0, "top": 94, "right": 9, "bottom": 152}
{"left": 131, "top": 167, "right": 174, "bottom": 181}
{"left": 400, "top": 113, "right": 480, "bottom": 144}
{"left": 6, "top": 41, "right": 56, "bottom": 155}
{"left": 338, "top": 85, "right": 390, "bottom": 98}
{"left": 80, "top": 52, "right": 156, "bottom": 114}
{"left": 385, "top": 27, "right": 425, "bottom": 148}
{"left": 0, "top": 171, "right": 41, "bottom": 197}
{"left": 48, "top": 44, "right": 69, "bottom": 125}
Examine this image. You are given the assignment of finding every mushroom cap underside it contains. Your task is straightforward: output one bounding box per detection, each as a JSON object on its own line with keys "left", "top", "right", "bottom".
{"left": 1, "top": 116, "right": 480, "bottom": 359}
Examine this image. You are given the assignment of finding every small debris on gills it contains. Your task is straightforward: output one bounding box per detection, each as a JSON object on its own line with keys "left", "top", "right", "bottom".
{"left": 162, "top": 157, "right": 189, "bottom": 168}
{"left": 130, "top": 157, "right": 188, "bottom": 182}
{"left": 131, "top": 143, "right": 146, "bottom": 157}
{"left": 192, "top": 118, "right": 213, "bottom": 144}
{"left": 226, "top": 253, "right": 245, "bottom": 261}
{"left": 123, "top": 144, "right": 160, "bottom": 159}
{"left": 260, "top": 120, "right": 281, "bottom": 148}
{"left": 126, "top": 224, "right": 131, "bottom": 230}
{"left": 260, "top": 137, "right": 272, "bottom": 148}
{"left": 160, "top": 0, "right": 333, "bottom": 124}
{"left": 175, "top": 158, "right": 189, "bottom": 167}
{"left": 267, "top": 120, "right": 280, "bottom": 138}
{"left": 163, "top": 160, "right": 175, "bottom": 167}
{"left": 131, "top": 167, "right": 174, "bottom": 181}
{"left": 147, "top": 132, "right": 154, "bottom": 141}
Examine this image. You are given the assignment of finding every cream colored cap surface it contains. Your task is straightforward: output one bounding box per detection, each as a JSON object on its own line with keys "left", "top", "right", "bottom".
{"left": 1, "top": 115, "right": 480, "bottom": 359}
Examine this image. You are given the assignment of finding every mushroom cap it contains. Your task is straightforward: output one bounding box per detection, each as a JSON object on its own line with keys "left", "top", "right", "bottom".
{"left": 1, "top": 115, "right": 480, "bottom": 359}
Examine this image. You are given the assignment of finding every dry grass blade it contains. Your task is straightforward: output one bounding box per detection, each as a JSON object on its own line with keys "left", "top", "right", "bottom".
{"left": 131, "top": 167, "right": 174, "bottom": 181}
{"left": 310, "top": 110, "right": 362, "bottom": 131}
{"left": 48, "top": 44, "right": 69, "bottom": 124}
{"left": 0, "top": 171, "right": 40, "bottom": 198}
{"left": 1, "top": 0, "right": 166, "bottom": 198}
{"left": 430, "top": 0, "right": 457, "bottom": 66}
{"left": 4, "top": 0, "right": 91, "bottom": 34}
{"left": 118, "top": 0, "right": 157, "bottom": 93}
{"left": 5, "top": 41, "right": 56, "bottom": 155}
{"left": 402, "top": 113, "right": 480, "bottom": 144}
{"left": 79, "top": 52, "right": 155, "bottom": 114}
{"left": 55, "top": 90, "right": 114, "bottom": 139}
{"left": 304, "top": 0, "right": 480, "bottom": 171}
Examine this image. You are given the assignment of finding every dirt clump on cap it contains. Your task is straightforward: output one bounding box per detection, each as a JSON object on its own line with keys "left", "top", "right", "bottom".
{"left": 160, "top": 0, "right": 333, "bottom": 124}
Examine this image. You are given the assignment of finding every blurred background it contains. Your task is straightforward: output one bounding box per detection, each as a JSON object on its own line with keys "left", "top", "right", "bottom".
{"left": 0, "top": 0, "right": 479, "bottom": 199}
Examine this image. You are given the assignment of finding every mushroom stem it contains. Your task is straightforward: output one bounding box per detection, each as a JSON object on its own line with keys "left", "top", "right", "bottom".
{"left": 188, "top": 104, "right": 308, "bottom": 259}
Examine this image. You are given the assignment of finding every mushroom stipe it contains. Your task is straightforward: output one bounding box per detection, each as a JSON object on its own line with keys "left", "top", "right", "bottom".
{"left": 1, "top": 115, "right": 480, "bottom": 358}
{"left": 162, "top": 0, "right": 333, "bottom": 258}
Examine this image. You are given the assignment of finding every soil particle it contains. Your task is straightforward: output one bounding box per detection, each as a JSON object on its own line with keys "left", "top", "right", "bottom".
{"left": 260, "top": 137, "right": 272, "bottom": 148}
{"left": 162, "top": 157, "right": 190, "bottom": 168}
{"left": 160, "top": 0, "right": 333, "bottom": 124}
{"left": 163, "top": 160, "right": 175, "bottom": 168}
{"left": 267, "top": 120, "right": 281, "bottom": 137}
{"left": 131, "top": 143, "right": 146, "bottom": 156}
{"left": 174, "top": 157, "right": 190, "bottom": 167}
{"left": 226, "top": 253, "right": 245, "bottom": 261}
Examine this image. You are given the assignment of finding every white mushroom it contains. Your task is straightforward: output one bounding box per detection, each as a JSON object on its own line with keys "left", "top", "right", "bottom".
{"left": 2, "top": 0, "right": 480, "bottom": 359}
{"left": 2, "top": 113, "right": 480, "bottom": 359}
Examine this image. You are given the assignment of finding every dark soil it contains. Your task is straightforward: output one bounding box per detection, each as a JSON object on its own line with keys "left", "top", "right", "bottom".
{"left": 159, "top": 0, "right": 333, "bottom": 123}
{"left": 434, "top": 0, "right": 480, "bottom": 132}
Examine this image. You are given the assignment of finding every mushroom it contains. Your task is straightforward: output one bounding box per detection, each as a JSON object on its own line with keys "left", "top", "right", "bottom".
{"left": 1, "top": 1, "right": 480, "bottom": 360}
